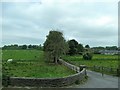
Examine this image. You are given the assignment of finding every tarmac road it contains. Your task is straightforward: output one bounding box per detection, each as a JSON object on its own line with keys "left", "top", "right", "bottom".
{"left": 69, "top": 70, "right": 119, "bottom": 88}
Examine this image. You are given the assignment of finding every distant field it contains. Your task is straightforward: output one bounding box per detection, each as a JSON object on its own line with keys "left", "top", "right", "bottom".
{"left": 63, "top": 54, "right": 118, "bottom": 68}
{"left": 2, "top": 50, "right": 75, "bottom": 78}
{"left": 63, "top": 54, "right": 119, "bottom": 76}
{"left": 2, "top": 50, "right": 42, "bottom": 61}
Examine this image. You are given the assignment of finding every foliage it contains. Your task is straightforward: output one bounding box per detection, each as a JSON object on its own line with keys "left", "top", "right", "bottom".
{"left": 2, "top": 64, "right": 11, "bottom": 87}
{"left": 92, "top": 46, "right": 118, "bottom": 54}
{"left": 83, "top": 52, "right": 93, "bottom": 60}
{"left": 106, "top": 46, "right": 118, "bottom": 50}
{"left": 2, "top": 44, "right": 43, "bottom": 50}
{"left": 43, "top": 30, "right": 69, "bottom": 64}
{"left": 28, "top": 44, "right": 42, "bottom": 50}
{"left": 75, "top": 80, "right": 80, "bottom": 84}
{"left": 85, "top": 45, "right": 90, "bottom": 48}
{"left": 22, "top": 45, "right": 27, "bottom": 49}
{"left": 77, "top": 44, "right": 84, "bottom": 54}
{"left": 67, "top": 39, "right": 84, "bottom": 55}
{"left": 67, "top": 39, "right": 78, "bottom": 55}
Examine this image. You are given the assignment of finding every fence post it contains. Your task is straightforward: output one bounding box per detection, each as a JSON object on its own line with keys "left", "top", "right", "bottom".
{"left": 110, "top": 68, "right": 112, "bottom": 72}
{"left": 110, "top": 68, "right": 113, "bottom": 76}
{"left": 94, "top": 65, "right": 95, "bottom": 71}
{"left": 117, "top": 68, "right": 120, "bottom": 76}
{"left": 102, "top": 66, "right": 104, "bottom": 77}
{"left": 99, "top": 66, "right": 100, "bottom": 71}
{"left": 85, "top": 68, "right": 87, "bottom": 76}
{"left": 79, "top": 65, "right": 86, "bottom": 71}
{"left": 76, "top": 67, "right": 78, "bottom": 73}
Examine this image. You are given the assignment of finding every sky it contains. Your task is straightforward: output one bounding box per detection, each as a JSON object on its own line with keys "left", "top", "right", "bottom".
{"left": 1, "top": 0, "right": 119, "bottom": 47}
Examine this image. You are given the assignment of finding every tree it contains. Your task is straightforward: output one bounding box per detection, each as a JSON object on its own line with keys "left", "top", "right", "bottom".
{"left": 77, "top": 44, "right": 84, "bottom": 54}
{"left": 83, "top": 44, "right": 93, "bottom": 60}
{"left": 22, "top": 45, "right": 27, "bottom": 49}
{"left": 92, "top": 46, "right": 105, "bottom": 54}
{"left": 28, "top": 45, "right": 32, "bottom": 49}
{"left": 37, "top": 44, "right": 43, "bottom": 50}
{"left": 83, "top": 52, "right": 93, "bottom": 60}
{"left": 85, "top": 45, "right": 90, "bottom": 48}
{"left": 106, "top": 46, "right": 118, "bottom": 50}
{"left": 43, "top": 30, "right": 69, "bottom": 64}
{"left": 67, "top": 39, "right": 79, "bottom": 55}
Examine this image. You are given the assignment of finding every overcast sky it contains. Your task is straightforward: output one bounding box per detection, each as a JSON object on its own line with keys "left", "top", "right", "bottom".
{"left": 1, "top": 0, "right": 119, "bottom": 47}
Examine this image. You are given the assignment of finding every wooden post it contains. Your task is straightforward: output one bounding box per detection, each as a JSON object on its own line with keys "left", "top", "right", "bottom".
{"left": 102, "top": 66, "right": 104, "bottom": 76}
{"left": 99, "top": 66, "right": 100, "bottom": 71}
{"left": 94, "top": 65, "right": 95, "bottom": 71}
{"left": 85, "top": 68, "right": 87, "bottom": 76}
{"left": 117, "top": 68, "right": 119, "bottom": 76}
{"left": 111, "top": 68, "right": 112, "bottom": 72}
{"left": 79, "top": 65, "right": 87, "bottom": 76}
{"left": 79, "top": 65, "right": 86, "bottom": 71}
{"left": 110, "top": 68, "right": 113, "bottom": 76}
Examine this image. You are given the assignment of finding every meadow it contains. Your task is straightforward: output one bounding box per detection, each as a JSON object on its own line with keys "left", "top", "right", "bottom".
{"left": 2, "top": 50, "right": 75, "bottom": 78}
{"left": 63, "top": 54, "right": 119, "bottom": 76}
{"left": 2, "top": 50, "right": 119, "bottom": 77}
{"left": 63, "top": 54, "right": 118, "bottom": 68}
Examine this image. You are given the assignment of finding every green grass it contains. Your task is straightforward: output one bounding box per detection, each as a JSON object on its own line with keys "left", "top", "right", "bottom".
{"left": 2, "top": 50, "right": 42, "bottom": 61}
{"left": 63, "top": 54, "right": 119, "bottom": 76}
{"left": 63, "top": 54, "right": 118, "bottom": 68}
{"left": 2, "top": 50, "right": 75, "bottom": 78}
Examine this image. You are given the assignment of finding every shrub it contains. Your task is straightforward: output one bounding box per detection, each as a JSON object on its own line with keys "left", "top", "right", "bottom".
{"left": 2, "top": 72, "right": 10, "bottom": 87}
{"left": 83, "top": 53, "right": 93, "bottom": 60}
{"left": 2, "top": 64, "right": 11, "bottom": 87}
{"left": 75, "top": 80, "right": 80, "bottom": 84}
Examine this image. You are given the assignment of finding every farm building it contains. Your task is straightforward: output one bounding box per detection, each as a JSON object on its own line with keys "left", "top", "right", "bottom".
{"left": 99, "top": 50, "right": 120, "bottom": 55}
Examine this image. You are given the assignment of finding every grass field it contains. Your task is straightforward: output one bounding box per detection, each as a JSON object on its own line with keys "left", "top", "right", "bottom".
{"left": 63, "top": 54, "right": 118, "bottom": 68}
{"left": 2, "top": 50, "right": 119, "bottom": 77}
{"left": 2, "top": 50, "right": 42, "bottom": 61}
{"left": 2, "top": 50, "right": 75, "bottom": 78}
{"left": 63, "top": 54, "right": 119, "bottom": 76}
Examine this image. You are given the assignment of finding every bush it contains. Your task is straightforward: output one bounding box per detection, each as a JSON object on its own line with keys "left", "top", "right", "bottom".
{"left": 2, "top": 73, "right": 10, "bottom": 87}
{"left": 75, "top": 80, "right": 80, "bottom": 84}
{"left": 83, "top": 53, "right": 93, "bottom": 60}
{"left": 2, "top": 64, "right": 11, "bottom": 87}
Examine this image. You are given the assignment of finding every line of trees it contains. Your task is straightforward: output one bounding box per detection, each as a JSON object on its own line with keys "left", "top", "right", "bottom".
{"left": 92, "top": 46, "right": 118, "bottom": 50}
{"left": 2, "top": 44, "right": 43, "bottom": 50}
{"left": 91, "top": 46, "right": 119, "bottom": 54}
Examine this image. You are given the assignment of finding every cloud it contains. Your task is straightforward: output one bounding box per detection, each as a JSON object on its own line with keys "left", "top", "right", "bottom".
{"left": 81, "top": 16, "right": 116, "bottom": 27}
{"left": 1, "top": 0, "right": 119, "bottom": 3}
{"left": 1, "top": 0, "right": 41, "bottom": 2}
{"left": 1, "top": 1, "right": 118, "bottom": 47}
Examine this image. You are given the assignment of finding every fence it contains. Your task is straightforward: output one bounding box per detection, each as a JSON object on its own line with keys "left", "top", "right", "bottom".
{"left": 58, "top": 59, "right": 80, "bottom": 73}
{"left": 87, "top": 65, "right": 120, "bottom": 76}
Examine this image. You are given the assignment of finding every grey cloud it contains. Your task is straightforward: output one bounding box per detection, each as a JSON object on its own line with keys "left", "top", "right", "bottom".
{"left": 1, "top": 1, "right": 118, "bottom": 47}
{"left": 2, "top": 34, "right": 44, "bottom": 45}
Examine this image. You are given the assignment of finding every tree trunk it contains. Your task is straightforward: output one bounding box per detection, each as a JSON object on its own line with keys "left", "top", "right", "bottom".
{"left": 54, "top": 56, "right": 58, "bottom": 64}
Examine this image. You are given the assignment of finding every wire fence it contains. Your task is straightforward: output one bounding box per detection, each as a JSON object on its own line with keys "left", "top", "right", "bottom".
{"left": 87, "top": 65, "right": 120, "bottom": 77}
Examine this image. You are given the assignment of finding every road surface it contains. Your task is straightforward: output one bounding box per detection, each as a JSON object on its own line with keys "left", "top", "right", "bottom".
{"left": 69, "top": 70, "right": 119, "bottom": 88}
